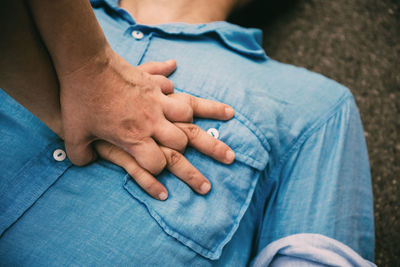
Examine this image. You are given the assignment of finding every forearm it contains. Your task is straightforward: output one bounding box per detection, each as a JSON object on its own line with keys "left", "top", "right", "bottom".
{"left": 25, "top": 0, "right": 110, "bottom": 76}
{"left": 0, "top": 0, "right": 62, "bottom": 136}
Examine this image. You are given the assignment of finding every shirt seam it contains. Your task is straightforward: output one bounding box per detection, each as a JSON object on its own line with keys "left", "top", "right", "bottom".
{"left": 123, "top": 169, "right": 262, "bottom": 260}
{"left": 137, "top": 33, "right": 153, "bottom": 65}
{"left": 174, "top": 87, "right": 272, "bottom": 153}
{"left": 254, "top": 93, "right": 354, "bottom": 250}
{"left": 271, "top": 92, "right": 353, "bottom": 181}
{"left": 0, "top": 142, "right": 72, "bottom": 237}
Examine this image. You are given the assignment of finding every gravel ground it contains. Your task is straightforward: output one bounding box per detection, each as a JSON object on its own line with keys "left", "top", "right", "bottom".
{"left": 230, "top": 0, "right": 400, "bottom": 265}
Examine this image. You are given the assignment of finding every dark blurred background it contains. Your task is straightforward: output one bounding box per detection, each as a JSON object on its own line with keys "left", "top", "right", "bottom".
{"left": 229, "top": 0, "right": 399, "bottom": 265}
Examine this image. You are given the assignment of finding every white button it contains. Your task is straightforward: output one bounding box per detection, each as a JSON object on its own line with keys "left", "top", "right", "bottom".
{"left": 207, "top": 128, "right": 219, "bottom": 139}
{"left": 131, "top": 30, "right": 144, "bottom": 40}
{"left": 53, "top": 149, "right": 66, "bottom": 161}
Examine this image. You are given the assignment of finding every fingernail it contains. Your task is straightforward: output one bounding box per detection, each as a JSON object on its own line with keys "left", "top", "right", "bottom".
{"left": 200, "top": 183, "right": 211, "bottom": 194}
{"left": 225, "top": 106, "right": 234, "bottom": 117}
{"left": 158, "top": 192, "right": 168, "bottom": 201}
{"left": 165, "top": 59, "right": 175, "bottom": 65}
{"left": 225, "top": 150, "right": 235, "bottom": 163}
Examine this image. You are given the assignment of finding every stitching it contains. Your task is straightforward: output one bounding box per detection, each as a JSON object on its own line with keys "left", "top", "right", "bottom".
{"left": 235, "top": 152, "right": 265, "bottom": 169}
{"left": 270, "top": 93, "right": 353, "bottom": 181}
{"left": 233, "top": 112, "right": 271, "bottom": 151}
{"left": 122, "top": 175, "right": 214, "bottom": 255}
{"left": 123, "top": 168, "right": 262, "bottom": 259}
{"left": 174, "top": 87, "right": 272, "bottom": 153}
{"left": 254, "top": 93, "right": 353, "bottom": 248}
{"left": 137, "top": 34, "right": 153, "bottom": 65}
{"left": 0, "top": 142, "right": 72, "bottom": 237}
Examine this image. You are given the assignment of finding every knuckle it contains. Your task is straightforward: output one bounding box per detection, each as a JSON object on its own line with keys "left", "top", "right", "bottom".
{"left": 131, "top": 165, "right": 146, "bottom": 178}
{"left": 70, "top": 156, "right": 91, "bottom": 166}
{"left": 126, "top": 164, "right": 138, "bottom": 177}
{"left": 185, "top": 125, "right": 200, "bottom": 140}
{"left": 143, "top": 83, "right": 158, "bottom": 94}
{"left": 69, "top": 158, "right": 86, "bottom": 167}
{"left": 185, "top": 106, "right": 194, "bottom": 120}
{"left": 166, "top": 150, "right": 182, "bottom": 167}
{"left": 65, "top": 147, "right": 92, "bottom": 166}
{"left": 158, "top": 75, "right": 168, "bottom": 82}
{"left": 185, "top": 170, "right": 198, "bottom": 184}
{"left": 210, "top": 141, "right": 222, "bottom": 155}
{"left": 213, "top": 141, "right": 229, "bottom": 159}
{"left": 104, "top": 143, "right": 118, "bottom": 160}
{"left": 154, "top": 75, "right": 165, "bottom": 85}
{"left": 122, "top": 134, "right": 140, "bottom": 149}
{"left": 188, "top": 94, "right": 197, "bottom": 109}
{"left": 148, "top": 75, "right": 157, "bottom": 84}
{"left": 65, "top": 135, "right": 88, "bottom": 148}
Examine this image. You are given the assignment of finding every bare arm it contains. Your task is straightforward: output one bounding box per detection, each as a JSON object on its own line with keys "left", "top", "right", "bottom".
{"left": 24, "top": 0, "right": 235, "bottom": 173}
{"left": 26, "top": 0, "right": 109, "bottom": 76}
{"left": 0, "top": 0, "right": 235, "bottom": 200}
{"left": 0, "top": 0, "right": 62, "bottom": 135}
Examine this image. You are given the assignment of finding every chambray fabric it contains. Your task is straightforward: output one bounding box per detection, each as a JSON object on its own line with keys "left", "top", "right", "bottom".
{"left": 0, "top": 0, "right": 374, "bottom": 266}
{"left": 252, "top": 234, "right": 376, "bottom": 267}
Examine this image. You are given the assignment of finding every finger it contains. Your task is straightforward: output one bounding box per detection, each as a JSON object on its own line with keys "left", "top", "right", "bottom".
{"left": 161, "top": 146, "right": 211, "bottom": 195}
{"left": 153, "top": 119, "right": 188, "bottom": 153}
{"left": 150, "top": 75, "right": 174, "bottom": 94}
{"left": 160, "top": 94, "right": 193, "bottom": 122}
{"left": 136, "top": 59, "right": 177, "bottom": 76}
{"left": 175, "top": 123, "right": 235, "bottom": 164}
{"left": 123, "top": 137, "right": 167, "bottom": 175}
{"left": 64, "top": 139, "right": 98, "bottom": 166}
{"left": 94, "top": 141, "right": 168, "bottom": 201}
{"left": 169, "top": 93, "right": 234, "bottom": 120}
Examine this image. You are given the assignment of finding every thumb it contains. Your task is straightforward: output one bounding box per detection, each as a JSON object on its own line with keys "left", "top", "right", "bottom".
{"left": 65, "top": 140, "right": 98, "bottom": 166}
{"left": 137, "top": 59, "right": 177, "bottom": 76}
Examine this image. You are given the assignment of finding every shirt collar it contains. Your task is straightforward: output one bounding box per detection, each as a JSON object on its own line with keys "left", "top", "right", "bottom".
{"left": 90, "top": 0, "right": 267, "bottom": 59}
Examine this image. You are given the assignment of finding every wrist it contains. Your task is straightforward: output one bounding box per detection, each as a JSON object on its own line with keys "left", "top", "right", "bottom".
{"left": 56, "top": 41, "right": 113, "bottom": 78}
{"left": 57, "top": 44, "right": 114, "bottom": 84}
{"left": 27, "top": 0, "right": 113, "bottom": 78}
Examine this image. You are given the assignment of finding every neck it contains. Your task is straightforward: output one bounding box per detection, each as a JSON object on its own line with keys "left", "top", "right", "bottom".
{"left": 119, "top": 0, "right": 237, "bottom": 25}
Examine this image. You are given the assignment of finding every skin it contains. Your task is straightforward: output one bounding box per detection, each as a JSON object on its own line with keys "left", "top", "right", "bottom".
{"left": 121, "top": 0, "right": 237, "bottom": 25}
{"left": 120, "top": 0, "right": 252, "bottom": 25}
{"left": 26, "top": 0, "right": 209, "bottom": 169}
{"left": 0, "top": 0, "right": 243, "bottom": 200}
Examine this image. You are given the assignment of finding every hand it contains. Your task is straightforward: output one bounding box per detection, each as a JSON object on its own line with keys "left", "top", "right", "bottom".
{"left": 94, "top": 121, "right": 235, "bottom": 201}
{"left": 95, "top": 92, "right": 236, "bottom": 200}
{"left": 59, "top": 48, "right": 235, "bottom": 174}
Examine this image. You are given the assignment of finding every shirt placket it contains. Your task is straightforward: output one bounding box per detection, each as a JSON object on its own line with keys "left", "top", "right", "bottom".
{"left": 0, "top": 141, "right": 72, "bottom": 236}
{"left": 111, "top": 26, "right": 153, "bottom": 66}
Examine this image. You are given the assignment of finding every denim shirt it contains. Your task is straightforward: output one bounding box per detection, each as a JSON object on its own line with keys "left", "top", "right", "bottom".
{"left": 0, "top": 0, "right": 374, "bottom": 266}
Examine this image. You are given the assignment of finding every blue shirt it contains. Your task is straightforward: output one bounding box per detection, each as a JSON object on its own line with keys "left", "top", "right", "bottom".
{"left": 0, "top": 0, "right": 374, "bottom": 265}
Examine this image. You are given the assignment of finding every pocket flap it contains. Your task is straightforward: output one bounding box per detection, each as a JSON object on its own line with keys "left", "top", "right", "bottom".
{"left": 123, "top": 118, "right": 269, "bottom": 260}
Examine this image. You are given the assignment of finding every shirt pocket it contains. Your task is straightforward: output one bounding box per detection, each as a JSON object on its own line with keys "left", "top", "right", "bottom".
{"left": 123, "top": 117, "right": 269, "bottom": 260}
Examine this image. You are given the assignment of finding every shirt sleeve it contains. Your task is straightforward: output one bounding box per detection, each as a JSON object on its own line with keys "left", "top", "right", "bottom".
{"left": 252, "top": 233, "right": 376, "bottom": 267}
{"left": 255, "top": 95, "right": 375, "bottom": 263}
